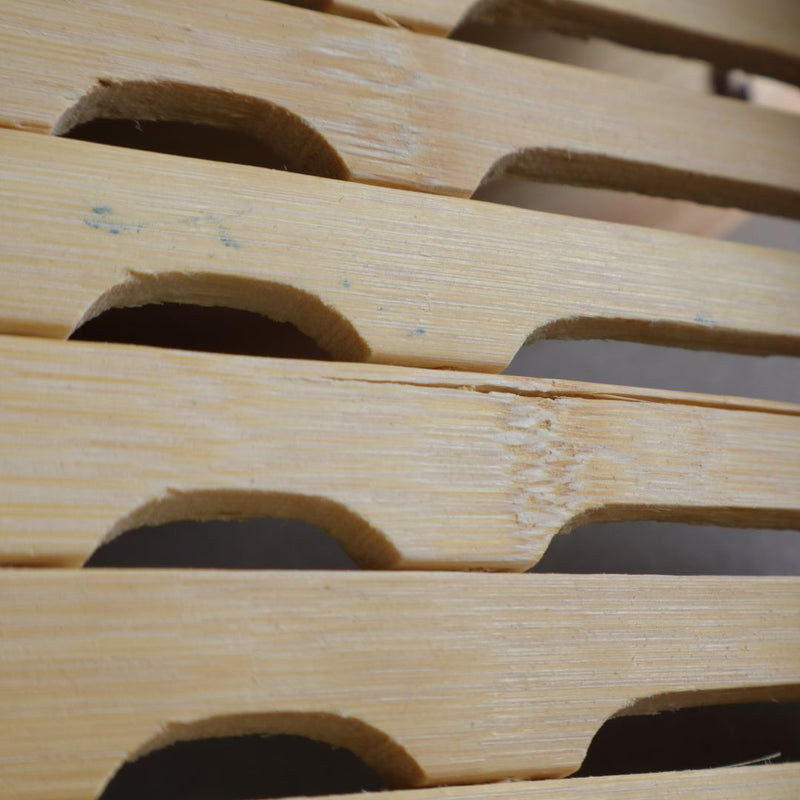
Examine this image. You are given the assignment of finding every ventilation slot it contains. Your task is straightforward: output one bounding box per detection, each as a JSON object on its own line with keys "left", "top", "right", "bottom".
{"left": 86, "top": 517, "right": 359, "bottom": 570}
{"left": 54, "top": 80, "right": 348, "bottom": 180}
{"left": 71, "top": 304, "right": 333, "bottom": 360}
{"left": 99, "top": 734, "right": 387, "bottom": 800}
{"left": 475, "top": 148, "right": 800, "bottom": 229}
{"left": 578, "top": 701, "right": 800, "bottom": 776}
{"left": 86, "top": 490, "right": 399, "bottom": 570}
{"left": 530, "top": 520, "right": 800, "bottom": 576}
{"left": 474, "top": 176, "right": 750, "bottom": 238}
{"left": 68, "top": 273, "right": 369, "bottom": 362}
{"left": 453, "top": 8, "right": 800, "bottom": 96}
{"left": 99, "top": 712, "right": 421, "bottom": 799}
{"left": 507, "top": 339, "right": 800, "bottom": 403}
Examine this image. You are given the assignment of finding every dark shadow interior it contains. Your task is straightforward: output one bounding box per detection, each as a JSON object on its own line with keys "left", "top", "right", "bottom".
{"left": 577, "top": 702, "right": 800, "bottom": 776}
{"left": 530, "top": 520, "right": 800, "bottom": 576}
{"left": 99, "top": 734, "right": 387, "bottom": 800}
{"left": 507, "top": 338, "right": 799, "bottom": 403}
{"left": 64, "top": 119, "right": 293, "bottom": 170}
{"left": 71, "top": 304, "right": 332, "bottom": 360}
{"left": 85, "top": 517, "right": 358, "bottom": 569}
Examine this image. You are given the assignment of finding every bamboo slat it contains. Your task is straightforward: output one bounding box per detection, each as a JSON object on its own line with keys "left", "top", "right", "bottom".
{"left": 2, "top": 1, "right": 798, "bottom": 796}
{"left": 2, "top": 130, "right": 800, "bottom": 371}
{"left": 1, "top": 570, "right": 798, "bottom": 798}
{"left": 1, "top": 0, "right": 799, "bottom": 217}
{"left": 324, "top": 0, "right": 800, "bottom": 89}
{"left": 2, "top": 336, "right": 798, "bottom": 569}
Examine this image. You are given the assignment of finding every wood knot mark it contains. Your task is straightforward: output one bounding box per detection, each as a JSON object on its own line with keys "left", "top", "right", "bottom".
{"left": 500, "top": 398, "right": 585, "bottom": 560}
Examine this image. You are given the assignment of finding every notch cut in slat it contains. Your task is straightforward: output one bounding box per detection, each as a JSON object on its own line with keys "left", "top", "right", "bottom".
{"left": 1, "top": 571, "right": 798, "bottom": 797}
{"left": 323, "top": 0, "right": 800, "bottom": 88}
{"left": 2, "top": 0, "right": 800, "bottom": 217}
{"left": 2, "top": 336, "right": 799, "bottom": 570}
{"left": 3, "top": 130, "right": 800, "bottom": 373}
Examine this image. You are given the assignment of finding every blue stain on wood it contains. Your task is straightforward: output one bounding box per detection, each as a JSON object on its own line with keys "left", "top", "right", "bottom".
{"left": 341, "top": 279, "right": 351, "bottom": 289}
{"left": 85, "top": 205, "right": 249, "bottom": 245}
{"left": 179, "top": 210, "right": 249, "bottom": 248}
{"left": 84, "top": 205, "right": 143, "bottom": 234}
{"left": 217, "top": 225, "right": 241, "bottom": 248}
{"left": 694, "top": 314, "right": 717, "bottom": 326}
{"left": 408, "top": 327, "right": 426, "bottom": 337}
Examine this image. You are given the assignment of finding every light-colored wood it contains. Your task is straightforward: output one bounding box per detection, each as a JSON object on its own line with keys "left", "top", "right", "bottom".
{"left": 2, "top": 335, "right": 799, "bottom": 569}
{"left": 3, "top": 130, "right": 800, "bottom": 372}
{"left": 327, "top": 0, "right": 800, "bottom": 86}
{"left": 303, "top": 764, "right": 800, "bottom": 800}
{"left": 2, "top": 1, "right": 800, "bottom": 218}
{"left": 3, "top": 4, "right": 797, "bottom": 799}
{"left": 1, "top": 570, "right": 798, "bottom": 798}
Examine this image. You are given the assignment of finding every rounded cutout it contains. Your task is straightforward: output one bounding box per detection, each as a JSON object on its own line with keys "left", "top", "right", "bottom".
{"left": 69, "top": 272, "right": 369, "bottom": 362}
{"left": 474, "top": 175, "right": 747, "bottom": 237}
{"left": 453, "top": 1, "right": 800, "bottom": 89}
{"left": 90, "top": 489, "right": 400, "bottom": 570}
{"left": 530, "top": 520, "right": 800, "bottom": 576}
{"left": 579, "top": 701, "right": 800, "bottom": 776}
{"left": 476, "top": 148, "right": 800, "bottom": 221}
{"left": 102, "top": 712, "right": 423, "bottom": 796}
{"left": 100, "top": 733, "right": 386, "bottom": 800}
{"left": 507, "top": 339, "right": 800, "bottom": 402}
{"left": 86, "top": 516, "right": 360, "bottom": 570}
{"left": 55, "top": 79, "right": 349, "bottom": 180}
{"left": 72, "top": 303, "right": 334, "bottom": 360}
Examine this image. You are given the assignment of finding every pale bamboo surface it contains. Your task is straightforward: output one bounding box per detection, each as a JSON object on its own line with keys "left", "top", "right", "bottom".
{"left": 3, "top": 335, "right": 799, "bottom": 569}
{"left": 2, "top": 3, "right": 798, "bottom": 799}
{"left": 310, "top": 764, "right": 800, "bottom": 800}
{"left": 327, "top": 0, "right": 800, "bottom": 87}
{"left": 1, "top": 570, "right": 799, "bottom": 798}
{"left": 3, "top": 130, "right": 800, "bottom": 372}
{"left": 2, "top": 1, "right": 800, "bottom": 218}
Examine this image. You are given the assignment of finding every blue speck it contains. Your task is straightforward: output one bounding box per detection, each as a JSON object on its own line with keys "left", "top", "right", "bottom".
{"left": 341, "top": 279, "right": 351, "bottom": 289}
{"left": 83, "top": 218, "right": 142, "bottom": 234}
{"left": 84, "top": 205, "right": 143, "bottom": 234}
{"left": 409, "top": 327, "right": 426, "bottom": 337}
{"left": 218, "top": 226, "right": 241, "bottom": 248}
{"left": 694, "top": 314, "right": 716, "bottom": 326}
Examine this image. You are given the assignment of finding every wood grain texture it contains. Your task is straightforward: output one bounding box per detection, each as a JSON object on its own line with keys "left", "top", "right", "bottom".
{"left": 4, "top": 130, "right": 800, "bottom": 371}
{"left": 1, "top": 570, "right": 799, "bottom": 798}
{"left": 2, "top": 336, "right": 799, "bottom": 569}
{"left": 328, "top": 0, "right": 800, "bottom": 86}
{"left": 305, "top": 764, "right": 800, "bottom": 800}
{"left": 2, "top": 0, "right": 800, "bottom": 217}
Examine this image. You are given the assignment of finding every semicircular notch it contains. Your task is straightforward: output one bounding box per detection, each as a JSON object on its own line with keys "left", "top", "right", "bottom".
{"left": 70, "top": 271, "right": 370, "bottom": 362}
{"left": 54, "top": 79, "right": 349, "bottom": 180}
{"left": 99, "top": 711, "right": 424, "bottom": 798}
{"left": 91, "top": 488, "right": 400, "bottom": 570}
{"left": 477, "top": 147, "right": 799, "bottom": 220}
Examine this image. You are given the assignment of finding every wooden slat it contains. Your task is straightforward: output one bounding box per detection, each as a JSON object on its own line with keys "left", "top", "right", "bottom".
{"left": 2, "top": 0, "right": 800, "bottom": 217}
{"left": 4, "top": 131, "right": 800, "bottom": 372}
{"left": 2, "top": 336, "right": 799, "bottom": 569}
{"left": 328, "top": 0, "right": 800, "bottom": 86}
{"left": 304, "top": 764, "right": 800, "bottom": 800}
{"left": 1, "top": 570, "right": 798, "bottom": 798}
